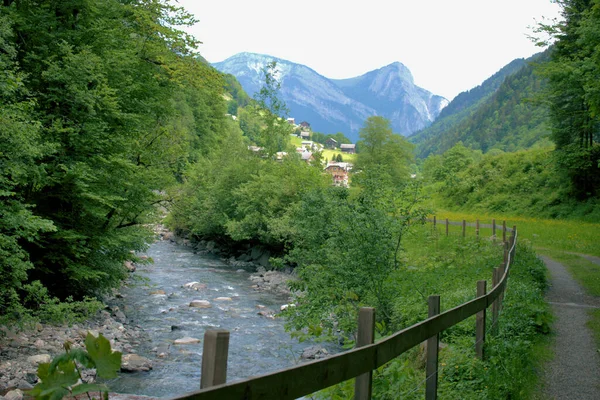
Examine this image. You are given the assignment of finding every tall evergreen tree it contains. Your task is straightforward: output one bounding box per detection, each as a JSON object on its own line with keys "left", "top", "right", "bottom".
{"left": 540, "top": 0, "right": 600, "bottom": 197}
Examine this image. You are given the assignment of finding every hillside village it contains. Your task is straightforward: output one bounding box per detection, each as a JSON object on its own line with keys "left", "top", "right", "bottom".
{"left": 249, "top": 116, "right": 356, "bottom": 187}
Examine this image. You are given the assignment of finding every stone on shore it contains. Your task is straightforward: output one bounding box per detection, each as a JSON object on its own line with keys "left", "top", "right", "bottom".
{"left": 26, "top": 354, "right": 51, "bottom": 365}
{"left": 214, "top": 297, "right": 232, "bottom": 302}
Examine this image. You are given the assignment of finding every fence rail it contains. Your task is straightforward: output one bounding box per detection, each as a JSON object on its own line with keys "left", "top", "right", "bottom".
{"left": 170, "top": 218, "right": 517, "bottom": 400}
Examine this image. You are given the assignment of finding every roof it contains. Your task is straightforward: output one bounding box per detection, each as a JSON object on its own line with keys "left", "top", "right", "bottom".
{"left": 340, "top": 143, "right": 355, "bottom": 149}
{"left": 326, "top": 138, "right": 338, "bottom": 143}
{"left": 301, "top": 152, "right": 313, "bottom": 160}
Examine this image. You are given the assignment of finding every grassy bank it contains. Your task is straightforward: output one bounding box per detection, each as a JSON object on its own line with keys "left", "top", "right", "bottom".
{"left": 319, "top": 225, "right": 551, "bottom": 399}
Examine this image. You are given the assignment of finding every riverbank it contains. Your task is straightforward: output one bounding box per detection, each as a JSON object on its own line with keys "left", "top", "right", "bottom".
{"left": 0, "top": 306, "right": 147, "bottom": 398}
{"left": 0, "top": 227, "right": 299, "bottom": 399}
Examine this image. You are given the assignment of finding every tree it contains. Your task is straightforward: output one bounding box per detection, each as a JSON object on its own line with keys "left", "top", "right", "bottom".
{"left": 353, "top": 116, "right": 414, "bottom": 188}
{"left": 251, "top": 61, "right": 293, "bottom": 155}
{"left": 0, "top": 0, "right": 228, "bottom": 307}
{"left": 536, "top": 0, "right": 600, "bottom": 197}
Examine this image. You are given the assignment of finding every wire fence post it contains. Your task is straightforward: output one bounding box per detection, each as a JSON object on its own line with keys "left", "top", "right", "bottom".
{"left": 475, "top": 280, "right": 487, "bottom": 360}
{"left": 200, "top": 329, "right": 230, "bottom": 389}
{"left": 426, "top": 295, "right": 440, "bottom": 400}
{"left": 355, "top": 307, "right": 375, "bottom": 400}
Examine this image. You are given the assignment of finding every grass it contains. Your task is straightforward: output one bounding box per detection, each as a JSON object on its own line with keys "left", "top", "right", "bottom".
{"left": 428, "top": 209, "right": 600, "bottom": 256}
{"left": 318, "top": 225, "right": 551, "bottom": 399}
{"left": 428, "top": 207, "right": 600, "bottom": 393}
{"left": 289, "top": 135, "right": 356, "bottom": 163}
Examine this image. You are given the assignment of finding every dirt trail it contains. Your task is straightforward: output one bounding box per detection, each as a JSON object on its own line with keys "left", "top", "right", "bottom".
{"left": 541, "top": 255, "right": 600, "bottom": 399}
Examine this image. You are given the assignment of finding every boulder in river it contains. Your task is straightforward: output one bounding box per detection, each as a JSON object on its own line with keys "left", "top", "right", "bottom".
{"left": 189, "top": 300, "right": 211, "bottom": 308}
{"left": 173, "top": 337, "right": 201, "bottom": 345}
{"left": 183, "top": 282, "right": 207, "bottom": 291}
{"left": 301, "top": 346, "right": 329, "bottom": 360}
{"left": 149, "top": 290, "right": 166, "bottom": 295}
{"left": 214, "top": 297, "right": 232, "bottom": 302}
{"left": 121, "top": 354, "right": 153, "bottom": 372}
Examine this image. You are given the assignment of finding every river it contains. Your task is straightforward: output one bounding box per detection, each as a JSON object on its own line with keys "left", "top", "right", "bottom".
{"left": 107, "top": 240, "right": 318, "bottom": 398}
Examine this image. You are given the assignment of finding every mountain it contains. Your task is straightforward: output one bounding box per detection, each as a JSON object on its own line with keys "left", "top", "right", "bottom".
{"left": 409, "top": 51, "right": 551, "bottom": 158}
{"left": 212, "top": 53, "right": 447, "bottom": 142}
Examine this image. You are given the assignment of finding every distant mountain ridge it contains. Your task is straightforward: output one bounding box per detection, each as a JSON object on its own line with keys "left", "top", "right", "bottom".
{"left": 409, "top": 51, "right": 551, "bottom": 157}
{"left": 213, "top": 52, "right": 448, "bottom": 142}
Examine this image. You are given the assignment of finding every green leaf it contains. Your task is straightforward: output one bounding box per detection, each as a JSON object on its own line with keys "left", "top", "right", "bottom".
{"left": 69, "top": 348, "right": 95, "bottom": 369}
{"left": 29, "top": 360, "right": 79, "bottom": 400}
{"left": 84, "top": 332, "right": 122, "bottom": 379}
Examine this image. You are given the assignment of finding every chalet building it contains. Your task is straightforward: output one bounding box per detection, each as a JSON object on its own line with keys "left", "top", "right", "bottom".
{"left": 300, "top": 131, "right": 310, "bottom": 140}
{"left": 325, "top": 138, "right": 337, "bottom": 149}
{"left": 299, "top": 121, "right": 311, "bottom": 129}
{"left": 301, "top": 151, "right": 313, "bottom": 163}
{"left": 325, "top": 162, "right": 351, "bottom": 187}
{"left": 340, "top": 143, "right": 356, "bottom": 154}
{"left": 286, "top": 117, "right": 295, "bottom": 125}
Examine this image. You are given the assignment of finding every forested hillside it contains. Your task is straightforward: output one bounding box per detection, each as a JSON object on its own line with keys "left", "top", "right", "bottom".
{"left": 411, "top": 52, "right": 550, "bottom": 157}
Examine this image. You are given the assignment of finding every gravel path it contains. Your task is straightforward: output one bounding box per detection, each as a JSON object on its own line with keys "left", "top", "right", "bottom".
{"left": 541, "top": 255, "right": 600, "bottom": 399}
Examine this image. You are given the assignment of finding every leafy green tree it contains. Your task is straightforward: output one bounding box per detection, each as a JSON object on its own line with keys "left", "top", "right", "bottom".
{"left": 353, "top": 116, "right": 414, "bottom": 188}
{"left": 0, "top": 0, "right": 228, "bottom": 308}
{"left": 282, "top": 176, "right": 428, "bottom": 340}
{"left": 251, "top": 61, "right": 293, "bottom": 155}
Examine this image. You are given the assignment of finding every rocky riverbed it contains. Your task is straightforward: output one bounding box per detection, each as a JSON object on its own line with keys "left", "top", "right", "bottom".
{"left": 0, "top": 307, "right": 148, "bottom": 399}
{"left": 0, "top": 228, "right": 309, "bottom": 400}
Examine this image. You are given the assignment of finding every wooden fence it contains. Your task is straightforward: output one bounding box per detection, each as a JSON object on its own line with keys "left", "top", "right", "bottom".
{"left": 169, "top": 218, "right": 517, "bottom": 400}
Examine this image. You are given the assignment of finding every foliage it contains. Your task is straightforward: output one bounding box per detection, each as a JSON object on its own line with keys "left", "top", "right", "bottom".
{"left": 535, "top": 0, "right": 600, "bottom": 198}
{"left": 353, "top": 116, "right": 414, "bottom": 188}
{"left": 312, "top": 229, "right": 551, "bottom": 399}
{"left": 311, "top": 131, "right": 352, "bottom": 146}
{"left": 29, "top": 332, "right": 121, "bottom": 400}
{"left": 0, "top": 0, "right": 229, "bottom": 319}
{"left": 421, "top": 145, "right": 600, "bottom": 221}
{"left": 281, "top": 177, "right": 429, "bottom": 341}
{"left": 249, "top": 61, "right": 294, "bottom": 155}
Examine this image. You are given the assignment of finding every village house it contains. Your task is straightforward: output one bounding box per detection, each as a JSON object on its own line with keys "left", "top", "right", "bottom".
{"left": 299, "top": 121, "right": 311, "bottom": 130}
{"left": 324, "top": 161, "right": 351, "bottom": 187}
{"left": 340, "top": 143, "right": 356, "bottom": 154}
{"left": 286, "top": 117, "right": 295, "bottom": 125}
{"left": 300, "top": 131, "right": 310, "bottom": 140}
{"left": 325, "top": 138, "right": 337, "bottom": 149}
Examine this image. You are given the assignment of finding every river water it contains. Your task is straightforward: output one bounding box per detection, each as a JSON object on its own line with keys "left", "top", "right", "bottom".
{"left": 107, "top": 240, "right": 316, "bottom": 398}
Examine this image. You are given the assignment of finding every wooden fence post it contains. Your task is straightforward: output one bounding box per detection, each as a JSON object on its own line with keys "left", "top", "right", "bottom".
{"left": 512, "top": 225, "right": 517, "bottom": 258}
{"left": 355, "top": 307, "right": 375, "bottom": 400}
{"left": 462, "top": 219, "right": 466, "bottom": 237}
{"left": 492, "top": 268, "right": 500, "bottom": 335}
{"left": 502, "top": 220, "right": 506, "bottom": 243}
{"left": 475, "top": 280, "right": 487, "bottom": 360}
{"left": 503, "top": 242, "right": 509, "bottom": 265}
{"left": 201, "top": 329, "right": 230, "bottom": 389}
{"left": 445, "top": 218, "right": 449, "bottom": 236}
{"left": 426, "top": 295, "right": 440, "bottom": 400}
{"left": 433, "top": 216, "right": 436, "bottom": 229}
{"left": 498, "top": 263, "right": 506, "bottom": 312}
{"left": 476, "top": 219, "right": 480, "bottom": 239}
{"left": 492, "top": 218, "right": 496, "bottom": 239}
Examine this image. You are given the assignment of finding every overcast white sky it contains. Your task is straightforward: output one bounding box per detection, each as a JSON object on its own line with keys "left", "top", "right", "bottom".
{"left": 177, "top": 0, "right": 562, "bottom": 101}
